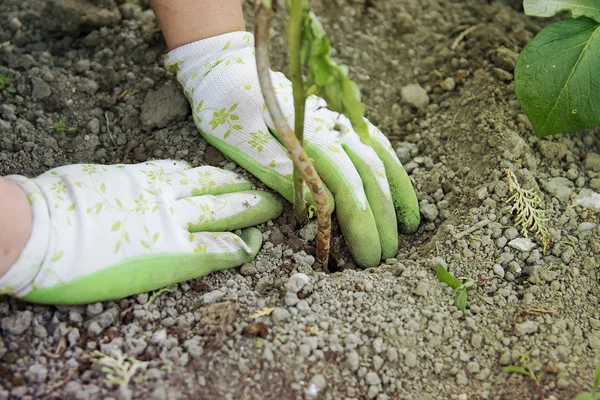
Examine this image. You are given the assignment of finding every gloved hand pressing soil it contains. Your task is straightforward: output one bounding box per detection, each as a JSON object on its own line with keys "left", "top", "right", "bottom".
{"left": 0, "top": 161, "right": 282, "bottom": 304}
{"left": 166, "top": 32, "right": 420, "bottom": 268}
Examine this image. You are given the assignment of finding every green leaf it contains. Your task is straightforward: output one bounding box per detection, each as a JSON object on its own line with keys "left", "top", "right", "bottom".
{"left": 95, "top": 203, "right": 103, "bottom": 214}
{"left": 502, "top": 366, "right": 531, "bottom": 375}
{"left": 228, "top": 103, "right": 238, "bottom": 112}
{"left": 111, "top": 221, "right": 121, "bottom": 231}
{"left": 100, "top": 183, "right": 106, "bottom": 193}
{"left": 222, "top": 40, "right": 231, "bottom": 51}
{"left": 67, "top": 203, "right": 75, "bottom": 211}
{"left": 572, "top": 393, "right": 600, "bottom": 400}
{"left": 141, "top": 240, "right": 151, "bottom": 249}
{"left": 524, "top": 0, "right": 600, "bottom": 22}
{"left": 6, "top": 86, "right": 16, "bottom": 94}
{"left": 115, "top": 198, "right": 123, "bottom": 208}
{"left": 454, "top": 288, "right": 468, "bottom": 314}
{"left": 152, "top": 232, "right": 160, "bottom": 243}
{"left": 300, "top": 4, "right": 370, "bottom": 143}
{"left": 260, "top": 0, "right": 272, "bottom": 9}
{"left": 114, "top": 240, "right": 121, "bottom": 254}
{"left": 514, "top": 17, "right": 600, "bottom": 136}
{"left": 435, "top": 264, "right": 462, "bottom": 289}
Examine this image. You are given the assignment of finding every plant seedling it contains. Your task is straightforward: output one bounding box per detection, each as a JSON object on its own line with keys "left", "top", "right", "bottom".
{"left": 0, "top": 74, "right": 16, "bottom": 93}
{"left": 503, "top": 349, "right": 545, "bottom": 399}
{"left": 435, "top": 263, "right": 475, "bottom": 315}
{"left": 255, "top": 0, "right": 369, "bottom": 267}
{"left": 573, "top": 358, "right": 600, "bottom": 400}
{"left": 91, "top": 349, "right": 147, "bottom": 388}
{"left": 503, "top": 168, "right": 550, "bottom": 252}
{"left": 515, "top": 1, "right": 600, "bottom": 137}
{"left": 51, "top": 117, "right": 77, "bottom": 134}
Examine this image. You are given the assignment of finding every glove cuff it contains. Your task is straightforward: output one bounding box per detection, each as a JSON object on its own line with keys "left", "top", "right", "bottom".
{"left": 164, "top": 31, "right": 254, "bottom": 89}
{"left": 0, "top": 175, "right": 50, "bottom": 297}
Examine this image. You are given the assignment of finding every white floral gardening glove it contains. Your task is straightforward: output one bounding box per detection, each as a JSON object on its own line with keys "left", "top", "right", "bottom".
{"left": 166, "top": 32, "right": 420, "bottom": 268}
{"left": 0, "top": 161, "right": 282, "bottom": 304}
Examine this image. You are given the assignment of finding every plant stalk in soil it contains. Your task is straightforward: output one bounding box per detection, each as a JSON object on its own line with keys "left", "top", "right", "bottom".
{"left": 255, "top": 1, "right": 331, "bottom": 266}
{"left": 288, "top": 0, "right": 306, "bottom": 218}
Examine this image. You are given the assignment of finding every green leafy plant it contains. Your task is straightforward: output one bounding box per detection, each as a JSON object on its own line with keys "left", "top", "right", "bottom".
{"left": 51, "top": 117, "right": 77, "bottom": 134}
{"left": 503, "top": 349, "right": 545, "bottom": 399}
{"left": 0, "top": 74, "right": 16, "bottom": 93}
{"left": 515, "top": 1, "right": 600, "bottom": 137}
{"left": 573, "top": 358, "right": 600, "bottom": 400}
{"left": 255, "top": 0, "right": 370, "bottom": 266}
{"left": 435, "top": 263, "right": 475, "bottom": 315}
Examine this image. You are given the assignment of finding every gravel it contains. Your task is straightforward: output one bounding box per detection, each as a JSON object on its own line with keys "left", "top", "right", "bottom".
{"left": 1, "top": 0, "right": 598, "bottom": 399}
{"left": 401, "top": 84, "right": 430, "bottom": 109}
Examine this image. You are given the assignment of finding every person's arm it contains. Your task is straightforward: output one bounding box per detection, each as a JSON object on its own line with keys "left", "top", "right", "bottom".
{"left": 0, "top": 177, "right": 32, "bottom": 277}
{"left": 148, "top": 0, "right": 245, "bottom": 50}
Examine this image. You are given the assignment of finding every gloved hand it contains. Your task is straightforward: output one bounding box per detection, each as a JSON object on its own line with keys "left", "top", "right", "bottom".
{"left": 166, "top": 32, "right": 420, "bottom": 268}
{"left": 0, "top": 161, "right": 282, "bottom": 304}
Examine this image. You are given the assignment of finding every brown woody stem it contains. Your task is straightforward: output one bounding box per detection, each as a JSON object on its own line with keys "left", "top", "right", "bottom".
{"left": 255, "top": 3, "right": 331, "bottom": 267}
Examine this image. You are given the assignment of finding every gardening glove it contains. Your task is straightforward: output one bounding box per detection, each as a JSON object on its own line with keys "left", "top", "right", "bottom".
{"left": 0, "top": 161, "right": 282, "bottom": 305}
{"left": 165, "top": 31, "right": 420, "bottom": 268}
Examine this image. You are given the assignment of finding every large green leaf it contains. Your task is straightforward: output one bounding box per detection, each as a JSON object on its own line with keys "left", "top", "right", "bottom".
{"left": 514, "top": 17, "right": 600, "bottom": 136}
{"left": 524, "top": 0, "right": 600, "bottom": 22}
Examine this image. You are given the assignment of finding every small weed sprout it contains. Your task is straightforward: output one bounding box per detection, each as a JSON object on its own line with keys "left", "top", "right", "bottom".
{"left": 91, "top": 349, "right": 147, "bottom": 388}
{"left": 503, "top": 349, "right": 545, "bottom": 399}
{"left": 503, "top": 168, "right": 550, "bottom": 250}
{"left": 435, "top": 264, "right": 475, "bottom": 315}
{"left": 0, "top": 74, "right": 16, "bottom": 93}
{"left": 51, "top": 117, "right": 77, "bottom": 134}
{"left": 573, "top": 358, "right": 600, "bottom": 400}
{"left": 145, "top": 286, "right": 175, "bottom": 307}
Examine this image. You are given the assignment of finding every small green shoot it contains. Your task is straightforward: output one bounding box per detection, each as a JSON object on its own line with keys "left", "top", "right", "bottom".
{"left": 573, "top": 358, "right": 600, "bottom": 400}
{"left": 307, "top": 204, "right": 316, "bottom": 219}
{"left": 51, "top": 117, "right": 78, "bottom": 134}
{"left": 503, "top": 349, "right": 545, "bottom": 399}
{"left": 145, "top": 286, "right": 175, "bottom": 307}
{"left": 435, "top": 264, "right": 475, "bottom": 315}
{"left": 0, "top": 74, "right": 16, "bottom": 94}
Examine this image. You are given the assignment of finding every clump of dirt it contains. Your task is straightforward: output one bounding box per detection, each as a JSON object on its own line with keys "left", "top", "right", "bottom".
{"left": 2, "top": 0, "right": 600, "bottom": 399}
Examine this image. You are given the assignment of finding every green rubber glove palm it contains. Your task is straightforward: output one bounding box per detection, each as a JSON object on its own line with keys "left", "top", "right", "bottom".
{"left": 0, "top": 161, "right": 282, "bottom": 304}
{"left": 166, "top": 32, "right": 420, "bottom": 267}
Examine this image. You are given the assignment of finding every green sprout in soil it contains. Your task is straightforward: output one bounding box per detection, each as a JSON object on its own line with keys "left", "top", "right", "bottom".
{"left": 91, "top": 349, "right": 147, "bottom": 388}
{"left": 503, "top": 168, "right": 550, "bottom": 251}
{"left": 435, "top": 263, "right": 475, "bottom": 315}
{"left": 573, "top": 358, "right": 600, "bottom": 400}
{"left": 503, "top": 349, "right": 545, "bottom": 399}
{"left": 51, "top": 117, "right": 77, "bottom": 134}
{"left": 0, "top": 74, "right": 16, "bottom": 93}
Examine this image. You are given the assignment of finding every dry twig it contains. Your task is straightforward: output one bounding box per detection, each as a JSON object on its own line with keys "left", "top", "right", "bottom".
{"left": 451, "top": 24, "right": 483, "bottom": 50}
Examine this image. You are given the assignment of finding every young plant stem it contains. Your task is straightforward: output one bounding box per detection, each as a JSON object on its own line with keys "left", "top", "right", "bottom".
{"left": 255, "top": 3, "right": 331, "bottom": 267}
{"left": 288, "top": 0, "right": 306, "bottom": 219}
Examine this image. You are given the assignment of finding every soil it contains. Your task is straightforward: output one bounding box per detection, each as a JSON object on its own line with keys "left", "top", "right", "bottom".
{"left": 2, "top": 0, "right": 600, "bottom": 399}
